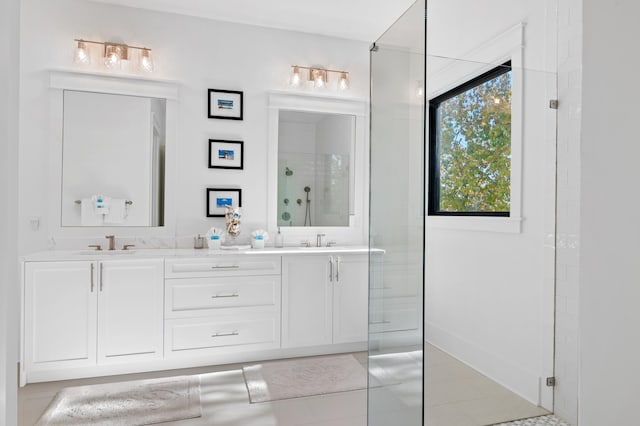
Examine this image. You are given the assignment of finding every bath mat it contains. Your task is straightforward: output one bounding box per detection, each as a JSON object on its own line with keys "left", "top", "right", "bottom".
{"left": 242, "top": 354, "right": 367, "bottom": 403}
{"left": 36, "top": 375, "right": 201, "bottom": 426}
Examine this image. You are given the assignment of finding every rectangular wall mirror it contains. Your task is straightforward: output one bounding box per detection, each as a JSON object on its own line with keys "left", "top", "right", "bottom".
{"left": 267, "top": 92, "right": 368, "bottom": 241}
{"left": 277, "top": 110, "right": 355, "bottom": 227}
{"left": 61, "top": 90, "right": 166, "bottom": 227}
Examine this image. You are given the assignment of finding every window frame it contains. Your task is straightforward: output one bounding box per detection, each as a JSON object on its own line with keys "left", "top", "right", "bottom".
{"left": 428, "top": 60, "right": 513, "bottom": 218}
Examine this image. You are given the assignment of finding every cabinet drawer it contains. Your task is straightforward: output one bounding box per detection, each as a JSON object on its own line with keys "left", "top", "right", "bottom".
{"left": 165, "top": 313, "right": 279, "bottom": 352}
{"left": 165, "top": 256, "right": 281, "bottom": 278}
{"left": 165, "top": 276, "right": 280, "bottom": 318}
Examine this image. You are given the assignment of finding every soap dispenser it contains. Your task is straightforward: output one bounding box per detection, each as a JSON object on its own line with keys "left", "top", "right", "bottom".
{"left": 274, "top": 227, "right": 284, "bottom": 248}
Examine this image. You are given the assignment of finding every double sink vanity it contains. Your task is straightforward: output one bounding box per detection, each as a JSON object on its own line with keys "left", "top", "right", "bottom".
{"left": 20, "top": 245, "right": 373, "bottom": 386}
{"left": 19, "top": 70, "right": 420, "bottom": 387}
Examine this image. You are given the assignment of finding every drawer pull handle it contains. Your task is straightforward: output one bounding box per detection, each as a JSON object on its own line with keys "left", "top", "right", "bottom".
{"left": 211, "top": 331, "right": 239, "bottom": 338}
{"left": 211, "top": 265, "right": 240, "bottom": 269}
{"left": 369, "top": 320, "right": 392, "bottom": 325}
{"left": 211, "top": 293, "right": 239, "bottom": 299}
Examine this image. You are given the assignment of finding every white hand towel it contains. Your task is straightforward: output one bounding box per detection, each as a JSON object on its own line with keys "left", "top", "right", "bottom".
{"left": 81, "top": 198, "right": 104, "bottom": 226}
{"left": 91, "top": 195, "right": 111, "bottom": 216}
{"left": 104, "top": 199, "right": 129, "bottom": 224}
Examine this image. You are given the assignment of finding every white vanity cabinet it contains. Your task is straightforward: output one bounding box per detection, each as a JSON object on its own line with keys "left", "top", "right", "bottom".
{"left": 23, "top": 258, "right": 164, "bottom": 383}
{"left": 332, "top": 254, "right": 369, "bottom": 344}
{"left": 21, "top": 248, "right": 372, "bottom": 385}
{"left": 24, "top": 261, "right": 98, "bottom": 372}
{"left": 163, "top": 256, "right": 281, "bottom": 359}
{"left": 97, "top": 259, "right": 164, "bottom": 363}
{"left": 282, "top": 253, "right": 368, "bottom": 348}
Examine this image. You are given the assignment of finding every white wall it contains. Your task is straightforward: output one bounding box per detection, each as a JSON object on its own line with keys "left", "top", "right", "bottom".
{"left": 579, "top": 0, "right": 640, "bottom": 424}
{"left": 425, "top": 0, "right": 557, "bottom": 404}
{"left": 18, "top": 0, "right": 370, "bottom": 255}
{"left": 0, "top": 0, "right": 20, "bottom": 423}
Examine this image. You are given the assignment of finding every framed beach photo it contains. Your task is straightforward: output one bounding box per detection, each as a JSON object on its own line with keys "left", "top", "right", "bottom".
{"left": 208, "top": 139, "right": 244, "bottom": 170}
{"left": 206, "top": 188, "right": 242, "bottom": 217}
{"left": 208, "top": 89, "right": 243, "bottom": 120}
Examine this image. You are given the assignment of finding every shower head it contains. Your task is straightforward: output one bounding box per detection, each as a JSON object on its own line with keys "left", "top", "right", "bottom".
{"left": 285, "top": 167, "right": 293, "bottom": 176}
{"left": 304, "top": 186, "right": 311, "bottom": 193}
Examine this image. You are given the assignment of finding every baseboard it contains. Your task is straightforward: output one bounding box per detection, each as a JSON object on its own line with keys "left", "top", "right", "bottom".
{"left": 426, "top": 321, "right": 541, "bottom": 404}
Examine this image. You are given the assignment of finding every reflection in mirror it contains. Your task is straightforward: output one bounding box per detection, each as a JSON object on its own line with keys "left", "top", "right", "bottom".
{"left": 277, "top": 110, "right": 355, "bottom": 227}
{"left": 61, "top": 90, "right": 166, "bottom": 227}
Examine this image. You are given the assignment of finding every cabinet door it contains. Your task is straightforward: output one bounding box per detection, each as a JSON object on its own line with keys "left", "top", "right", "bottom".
{"left": 24, "top": 261, "right": 97, "bottom": 370}
{"left": 97, "top": 259, "right": 164, "bottom": 363}
{"left": 333, "top": 254, "right": 369, "bottom": 344}
{"left": 282, "top": 255, "right": 333, "bottom": 348}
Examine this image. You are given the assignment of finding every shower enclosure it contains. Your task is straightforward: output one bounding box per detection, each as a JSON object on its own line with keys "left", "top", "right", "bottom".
{"left": 368, "top": 1, "right": 426, "bottom": 425}
{"left": 368, "top": 0, "right": 558, "bottom": 425}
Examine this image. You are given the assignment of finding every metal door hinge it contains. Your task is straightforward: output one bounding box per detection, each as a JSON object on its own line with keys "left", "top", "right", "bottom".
{"left": 549, "top": 99, "right": 559, "bottom": 110}
{"left": 546, "top": 376, "right": 556, "bottom": 387}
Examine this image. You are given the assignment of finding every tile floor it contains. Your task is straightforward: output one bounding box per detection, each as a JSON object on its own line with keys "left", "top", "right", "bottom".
{"left": 423, "top": 344, "right": 550, "bottom": 426}
{"left": 19, "top": 345, "right": 555, "bottom": 426}
{"left": 494, "top": 415, "right": 571, "bottom": 426}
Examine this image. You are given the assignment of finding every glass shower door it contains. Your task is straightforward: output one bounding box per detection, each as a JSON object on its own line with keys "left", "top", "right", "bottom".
{"left": 368, "top": 1, "right": 426, "bottom": 425}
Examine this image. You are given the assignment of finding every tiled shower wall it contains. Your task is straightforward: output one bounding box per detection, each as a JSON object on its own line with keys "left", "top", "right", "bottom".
{"left": 554, "top": 0, "right": 582, "bottom": 424}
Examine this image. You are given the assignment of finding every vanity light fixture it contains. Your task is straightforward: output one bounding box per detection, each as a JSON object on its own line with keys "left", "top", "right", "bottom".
{"left": 289, "top": 65, "right": 350, "bottom": 91}
{"left": 73, "top": 40, "right": 91, "bottom": 65}
{"left": 338, "top": 72, "right": 350, "bottom": 91}
{"left": 74, "top": 39, "right": 155, "bottom": 73}
{"left": 290, "top": 66, "right": 302, "bottom": 88}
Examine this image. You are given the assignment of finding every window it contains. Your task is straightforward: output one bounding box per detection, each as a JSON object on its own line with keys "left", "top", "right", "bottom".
{"left": 428, "top": 61, "right": 512, "bottom": 217}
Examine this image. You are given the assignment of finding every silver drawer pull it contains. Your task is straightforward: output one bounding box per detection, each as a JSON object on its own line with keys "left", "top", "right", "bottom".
{"left": 369, "top": 320, "right": 392, "bottom": 325}
{"left": 211, "top": 265, "right": 240, "bottom": 269}
{"left": 211, "top": 293, "right": 239, "bottom": 299}
{"left": 211, "top": 331, "right": 239, "bottom": 338}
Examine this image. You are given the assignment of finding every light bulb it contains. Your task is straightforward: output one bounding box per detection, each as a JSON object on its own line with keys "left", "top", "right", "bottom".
{"left": 338, "top": 72, "right": 350, "bottom": 91}
{"left": 139, "top": 49, "right": 154, "bottom": 73}
{"left": 74, "top": 41, "right": 91, "bottom": 65}
{"left": 290, "top": 66, "right": 302, "bottom": 88}
{"left": 312, "top": 69, "right": 327, "bottom": 89}
{"left": 104, "top": 44, "right": 123, "bottom": 70}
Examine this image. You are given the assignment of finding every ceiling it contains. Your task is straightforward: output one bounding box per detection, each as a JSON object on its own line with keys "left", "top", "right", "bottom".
{"left": 88, "top": 0, "right": 417, "bottom": 42}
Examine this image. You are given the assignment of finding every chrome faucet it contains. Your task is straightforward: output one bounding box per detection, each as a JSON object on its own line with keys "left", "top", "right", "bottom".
{"left": 105, "top": 235, "right": 116, "bottom": 251}
{"left": 316, "top": 233, "right": 326, "bottom": 247}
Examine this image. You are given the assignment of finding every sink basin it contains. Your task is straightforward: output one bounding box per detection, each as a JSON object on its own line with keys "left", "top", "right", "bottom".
{"left": 76, "top": 250, "right": 136, "bottom": 255}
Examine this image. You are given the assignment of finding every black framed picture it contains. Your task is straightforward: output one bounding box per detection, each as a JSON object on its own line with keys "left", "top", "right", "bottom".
{"left": 206, "top": 188, "right": 242, "bottom": 217}
{"left": 208, "top": 139, "right": 244, "bottom": 170}
{"left": 208, "top": 89, "right": 243, "bottom": 120}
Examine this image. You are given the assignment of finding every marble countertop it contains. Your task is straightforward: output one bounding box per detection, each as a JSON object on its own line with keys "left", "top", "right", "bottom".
{"left": 22, "top": 246, "right": 381, "bottom": 261}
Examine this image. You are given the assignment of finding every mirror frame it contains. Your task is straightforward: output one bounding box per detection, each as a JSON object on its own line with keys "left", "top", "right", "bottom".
{"left": 48, "top": 69, "right": 179, "bottom": 238}
{"left": 267, "top": 91, "right": 369, "bottom": 244}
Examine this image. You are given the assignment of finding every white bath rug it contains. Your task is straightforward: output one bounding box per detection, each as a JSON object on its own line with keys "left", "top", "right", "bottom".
{"left": 493, "top": 414, "right": 571, "bottom": 426}
{"left": 36, "top": 375, "right": 202, "bottom": 426}
{"left": 242, "top": 354, "right": 367, "bottom": 403}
